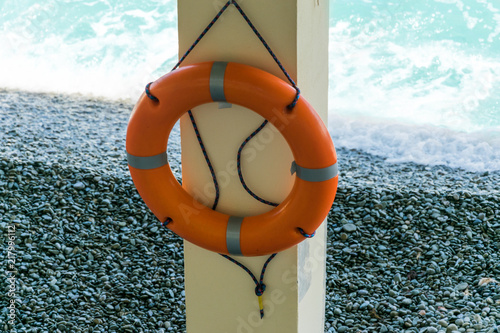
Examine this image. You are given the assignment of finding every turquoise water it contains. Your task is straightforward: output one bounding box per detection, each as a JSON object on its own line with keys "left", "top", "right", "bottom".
{"left": 329, "top": 0, "right": 500, "bottom": 131}
{"left": 1, "top": 0, "right": 499, "bottom": 171}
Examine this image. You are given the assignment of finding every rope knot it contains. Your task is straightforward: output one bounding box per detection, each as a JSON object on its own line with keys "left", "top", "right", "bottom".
{"left": 255, "top": 283, "right": 266, "bottom": 296}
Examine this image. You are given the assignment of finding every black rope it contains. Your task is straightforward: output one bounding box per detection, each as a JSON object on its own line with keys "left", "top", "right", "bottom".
{"left": 147, "top": 0, "right": 317, "bottom": 320}
{"left": 145, "top": 82, "right": 158, "bottom": 102}
{"left": 185, "top": 112, "right": 277, "bottom": 319}
{"left": 171, "top": 1, "right": 232, "bottom": 71}
{"left": 230, "top": 0, "right": 300, "bottom": 109}
{"left": 187, "top": 110, "right": 220, "bottom": 210}
{"left": 169, "top": 0, "right": 300, "bottom": 109}
{"left": 162, "top": 217, "right": 172, "bottom": 227}
{"left": 220, "top": 253, "right": 277, "bottom": 319}
{"left": 298, "top": 228, "right": 316, "bottom": 238}
{"left": 174, "top": 1, "right": 291, "bottom": 318}
{"left": 237, "top": 120, "right": 279, "bottom": 207}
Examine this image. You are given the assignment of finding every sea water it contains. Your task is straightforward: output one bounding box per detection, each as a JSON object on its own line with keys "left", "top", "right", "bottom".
{"left": 1, "top": 0, "right": 499, "bottom": 171}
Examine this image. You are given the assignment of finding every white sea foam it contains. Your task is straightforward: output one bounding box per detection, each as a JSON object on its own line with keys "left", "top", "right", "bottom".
{"left": 0, "top": 2, "right": 178, "bottom": 102}
{"left": 329, "top": 24, "right": 500, "bottom": 134}
{"left": 327, "top": 13, "right": 500, "bottom": 171}
{"left": 329, "top": 114, "right": 500, "bottom": 172}
{"left": 0, "top": 29, "right": 178, "bottom": 101}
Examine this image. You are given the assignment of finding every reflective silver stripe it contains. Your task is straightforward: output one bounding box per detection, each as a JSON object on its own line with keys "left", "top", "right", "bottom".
{"left": 290, "top": 161, "right": 338, "bottom": 182}
{"left": 210, "top": 62, "right": 228, "bottom": 102}
{"left": 127, "top": 152, "right": 168, "bottom": 170}
{"left": 226, "top": 216, "right": 244, "bottom": 256}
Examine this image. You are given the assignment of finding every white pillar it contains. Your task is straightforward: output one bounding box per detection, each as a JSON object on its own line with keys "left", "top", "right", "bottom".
{"left": 177, "top": 1, "right": 329, "bottom": 332}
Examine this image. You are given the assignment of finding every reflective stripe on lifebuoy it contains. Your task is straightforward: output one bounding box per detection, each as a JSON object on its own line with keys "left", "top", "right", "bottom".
{"left": 126, "top": 61, "right": 338, "bottom": 256}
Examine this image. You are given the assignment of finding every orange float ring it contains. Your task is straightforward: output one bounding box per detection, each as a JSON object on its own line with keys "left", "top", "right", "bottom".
{"left": 126, "top": 61, "right": 338, "bottom": 256}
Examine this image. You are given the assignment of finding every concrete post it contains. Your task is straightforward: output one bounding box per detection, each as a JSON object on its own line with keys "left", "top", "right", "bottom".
{"left": 177, "top": 1, "right": 329, "bottom": 332}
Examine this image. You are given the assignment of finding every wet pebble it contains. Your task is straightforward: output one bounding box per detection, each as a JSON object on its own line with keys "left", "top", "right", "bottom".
{"left": 342, "top": 223, "right": 356, "bottom": 233}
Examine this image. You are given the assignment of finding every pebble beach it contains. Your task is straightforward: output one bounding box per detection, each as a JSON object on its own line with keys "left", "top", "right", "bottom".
{"left": 1, "top": 90, "right": 499, "bottom": 332}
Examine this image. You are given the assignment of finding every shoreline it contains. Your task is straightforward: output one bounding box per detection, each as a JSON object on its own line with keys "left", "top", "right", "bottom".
{"left": 1, "top": 90, "right": 499, "bottom": 332}
{"left": 2, "top": 89, "right": 499, "bottom": 178}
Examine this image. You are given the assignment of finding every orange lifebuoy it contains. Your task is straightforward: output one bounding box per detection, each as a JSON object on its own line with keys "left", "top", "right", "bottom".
{"left": 126, "top": 61, "right": 338, "bottom": 256}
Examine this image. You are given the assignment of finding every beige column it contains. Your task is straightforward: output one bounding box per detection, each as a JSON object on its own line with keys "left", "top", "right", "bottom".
{"left": 177, "top": 1, "right": 329, "bottom": 332}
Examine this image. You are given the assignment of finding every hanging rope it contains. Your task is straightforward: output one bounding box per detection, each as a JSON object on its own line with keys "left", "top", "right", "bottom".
{"left": 168, "top": 0, "right": 300, "bottom": 109}
{"left": 230, "top": 0, "right": 300, "bottom": 109}
{"left": 186, "top": 110, "right": 278, "bottom": 318}
{"left": 237, "top": 120, "right": 279, "bottom": 207}
{"left": 187, "top": 110, "right": 220, "bottom": 210}
{"left": 220, "top": 253, "right": 277, "bottom": 319}
{"left": 171, "top": 1, "right": 232, "bottom": 71}
{"left": 174, "top": 0, "right": 289, "bottom": 317}
{"left": 147, "top": 0, "right": 317, "bottom": 320}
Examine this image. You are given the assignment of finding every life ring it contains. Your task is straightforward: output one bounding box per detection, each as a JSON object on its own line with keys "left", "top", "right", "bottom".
{"left": 126, "top": 61, "right": 338, "bottom": 256}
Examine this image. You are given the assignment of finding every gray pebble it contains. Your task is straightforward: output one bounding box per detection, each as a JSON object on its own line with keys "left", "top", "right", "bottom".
{"left": 358, "top": 289, "right": 369, "bottom": 296}
{"left": 438, "top": 319, "right": 448, "bottom": 327}
{"left": 359, "top": 301, "right": 371, "bottom": 310}
{"left": 401, "top": 298, "right": 412, "bottom": 306}
{"left": 342, "top": 223, "right": 356, "bottom": 233}
{"left": 73, "top": 181, "right": 85, "bottom": 190}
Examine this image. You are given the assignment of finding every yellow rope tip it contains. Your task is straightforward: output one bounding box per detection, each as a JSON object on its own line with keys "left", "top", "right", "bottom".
{"left": 258, "top": 295, "right": 264, "bottom": 318}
